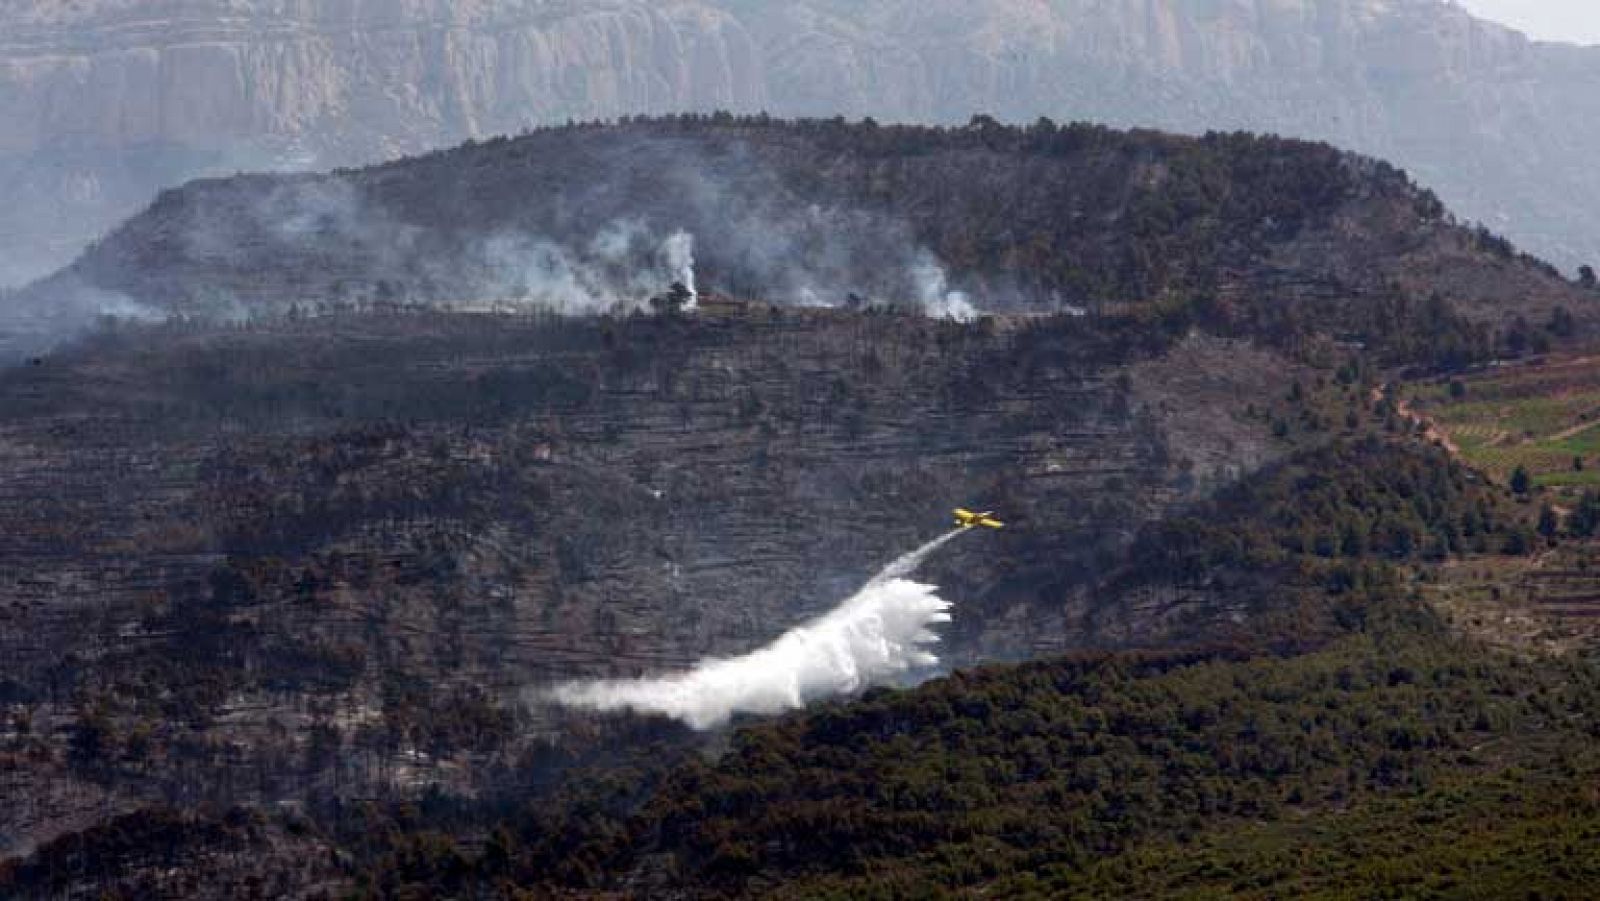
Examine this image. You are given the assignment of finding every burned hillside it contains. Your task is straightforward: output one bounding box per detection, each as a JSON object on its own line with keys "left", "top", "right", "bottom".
{"left": 0, "top": 305, "right": 1322, "bottom": 858}
{"left": 2, "top": 115, "right": 1595, "bottom": 898}
{"left": 10, "top": 116, "right": 1590, "bottom": 367}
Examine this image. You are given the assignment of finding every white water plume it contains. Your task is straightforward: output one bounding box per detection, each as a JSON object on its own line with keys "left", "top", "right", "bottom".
{"left": 549, "top": 529, "right": 968, "bottom": 730}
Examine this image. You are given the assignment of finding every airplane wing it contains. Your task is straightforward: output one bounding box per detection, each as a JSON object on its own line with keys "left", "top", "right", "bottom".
{"left": 954, "top": 508, "right": 1003, "bottom": 528}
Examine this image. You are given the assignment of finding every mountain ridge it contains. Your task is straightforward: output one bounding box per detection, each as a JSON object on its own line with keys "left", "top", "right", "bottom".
{"left": 5, "top": 0, "right": 1600, "bottom": 286}
{"left": 10, "top": 115, "right": 1583, "bottom": 376}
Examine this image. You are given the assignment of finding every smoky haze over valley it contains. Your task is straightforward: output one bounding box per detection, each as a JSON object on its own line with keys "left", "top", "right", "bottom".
{"left": 5, "top": 0, "right": 1600, "bottom": 289}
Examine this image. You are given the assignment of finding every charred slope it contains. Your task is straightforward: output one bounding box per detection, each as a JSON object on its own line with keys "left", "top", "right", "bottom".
{"left": 17, "top": 117, "right": 1589, "bottom": 366}
{"left": 0, "top": 808, "right": 335, "bottom": 901}
{"left": 0, "top": 306, "right": 1319, "bottom": 857}
{"left": 4, "top": 433, "right": 1569, "bottom": 899}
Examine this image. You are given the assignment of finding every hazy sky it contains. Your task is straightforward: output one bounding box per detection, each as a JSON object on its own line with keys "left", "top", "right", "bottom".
{"left": 1454, "top": 1, "right": 1600, "bottom": 45}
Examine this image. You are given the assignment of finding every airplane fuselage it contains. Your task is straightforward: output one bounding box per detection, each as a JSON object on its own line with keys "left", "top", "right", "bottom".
{"left": 954, "top": 508, "right": 1004, "bottom": 529}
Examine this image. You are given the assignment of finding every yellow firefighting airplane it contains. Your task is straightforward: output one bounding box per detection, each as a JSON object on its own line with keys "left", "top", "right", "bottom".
{"left": 953, "top": 508, "right": 1005, "bottom": 529}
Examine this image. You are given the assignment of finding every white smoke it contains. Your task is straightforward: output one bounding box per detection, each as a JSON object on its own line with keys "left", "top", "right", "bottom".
{"left": 662, "top": 229, "right": 698, "bottom": 310}
{"left": 0, "top": 275, "right": 169, "bottom": 363}
{"left": 82, "top": 290, "right": 166, "bottom": 324}
{"left": 473, "top": 225, "right": 701, "bottom": 314}
{"left": 911, "top": 253, "right": 978, "bottom": 322}
{"left": 549, "top": 529, "right": 968, "bottom": 730}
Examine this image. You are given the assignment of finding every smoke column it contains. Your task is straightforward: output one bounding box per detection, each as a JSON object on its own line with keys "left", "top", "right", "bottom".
{"left": 911, "top": 254, "right": 977, "bottom": 322}
{"left": 662, "top": 230, "right": 698, "bottom": 309}
{"left": 549, "top": 529, "right": 968, "bottom": 730}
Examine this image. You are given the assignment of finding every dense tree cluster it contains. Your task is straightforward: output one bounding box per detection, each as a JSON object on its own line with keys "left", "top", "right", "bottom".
{"left": 1127, "top": 438, "right": 1521, "bottom": 587}
{"left": 326, "top": 627, "right": 1600, "bottom": 899}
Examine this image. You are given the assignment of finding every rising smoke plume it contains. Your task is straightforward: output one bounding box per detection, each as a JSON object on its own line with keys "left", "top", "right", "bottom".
{"left": 1, "top": 130, "right": 1010, "bottom": 361}
{"left": 472, "top": 221, "right": 700, "bottom": 314}
{"left": 549, "top": 528, "right": 968, "bottom": 730}
{"left": 662, "top": 229, "right": 698, "bottom": 309}
{"left": 0, "top": 274, "right": 165, "bottom": 362}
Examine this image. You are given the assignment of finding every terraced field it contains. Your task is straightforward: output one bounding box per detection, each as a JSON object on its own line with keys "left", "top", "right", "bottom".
{"left": 1409, "top": 356, "right": 1600, "bottom": 490}
{"left": 1428, "top": 548, "right": 1600, "bottom": 653}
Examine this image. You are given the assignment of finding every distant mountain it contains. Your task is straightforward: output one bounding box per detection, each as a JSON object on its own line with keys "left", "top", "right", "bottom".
{"left": 3, "top": 0, "right": 1600, "bottom": 287}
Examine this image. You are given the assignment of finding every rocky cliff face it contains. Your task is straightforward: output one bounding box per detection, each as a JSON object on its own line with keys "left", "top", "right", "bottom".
{"left": 3, "top": 0, "right": 1600, "bottom": 286}
{"left": 0, "top": 0, "right": 770, "bottom": 283}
